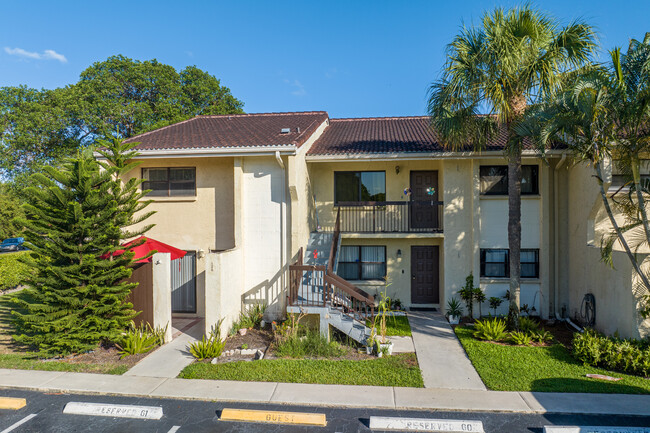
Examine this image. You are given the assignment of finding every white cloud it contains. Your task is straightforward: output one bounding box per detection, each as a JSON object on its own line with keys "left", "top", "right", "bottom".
{"left": 4, "top": 47, "right": 67, "bottom": 63}
{"left": 42, "top": 49, "right": 67, "bottom": 63}
{"left": 285, "top": 79, "right": 306, "bottom": 97}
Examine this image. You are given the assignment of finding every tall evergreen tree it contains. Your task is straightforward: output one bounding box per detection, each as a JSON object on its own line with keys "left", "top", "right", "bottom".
{"left": 12, "top": 138, "right": 153, "bottom": 356}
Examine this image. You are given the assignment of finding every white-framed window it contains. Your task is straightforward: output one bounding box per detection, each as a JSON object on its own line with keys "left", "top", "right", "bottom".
{"left": 337, "top": 245, "right": 386, "bottom": 280}
{"left": 142, "top": 167, "right": 196, "bottom": 197}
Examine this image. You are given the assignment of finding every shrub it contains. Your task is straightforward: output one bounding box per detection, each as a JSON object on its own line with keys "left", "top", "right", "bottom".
{"left": 488, "top": 296, "right": 503, "bottom": 315}
{"left": 518, "top": 316, "right": 539, "bottom": 333}
{"left": 531, "top": 330, "right": 554, "bottom": 344}
{"left": 230, "top": 303, "right": 267, "bottom": 335}
{"left": 189, "top": 323, "right": 226, "bottom": 361}
{"left": 115, "top": 323, "right": 163, "bottom": 359}
{"left": 509, "top": 331, "right": 532, "bottom": 346}
{"left": 0, "top": 252, "right": 30, "bottom": 291}
{"left": 473, "top": 318, "right": 507, "bottom": 341}
{"left": 276, "top": 329, "right": 345, "bottom": 358}
{"left": 572, "top": 329, "right": 650, "bottom": 377}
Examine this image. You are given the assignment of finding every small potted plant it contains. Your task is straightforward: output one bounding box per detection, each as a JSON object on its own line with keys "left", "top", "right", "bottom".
{"left": 365, "top": 326, "right": 376, "bottom": 355}
{"left": 446, "top": 297, "right": 462, "bottom": 325}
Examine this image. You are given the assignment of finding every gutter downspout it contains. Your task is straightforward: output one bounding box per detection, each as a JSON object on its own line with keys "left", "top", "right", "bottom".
{"left": 554, "top": 153, "right": 567, "bottom": 320}
{"left": 275, "top": 151, "right": 287, "bottom": 314}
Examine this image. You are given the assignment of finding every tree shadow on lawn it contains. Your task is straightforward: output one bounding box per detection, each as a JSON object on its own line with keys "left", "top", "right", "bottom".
{"left": 519, "top": 344, "right": 650, "bottom": 394}
{"left": 530, "top": 377, "right": 650, "bottom": 395}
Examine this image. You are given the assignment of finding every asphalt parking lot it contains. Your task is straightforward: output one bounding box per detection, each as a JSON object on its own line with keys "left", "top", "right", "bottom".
{"left": 1, "top": 389, "right": 649, "bottom": 432}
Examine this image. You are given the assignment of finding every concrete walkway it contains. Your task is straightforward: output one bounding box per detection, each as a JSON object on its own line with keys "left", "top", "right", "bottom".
{"left": 408, "top": 311, "right": 486, "bottom": 390}
{"left": 124, "top": 320, "right": 203, "bottom": 378}
{"left": 2, "top": 368, "right": 650, "bottom": 416}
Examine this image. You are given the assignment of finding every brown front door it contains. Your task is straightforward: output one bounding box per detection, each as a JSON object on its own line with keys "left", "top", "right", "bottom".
{"left": 410, "top": 171, "right": 439, "bottom": 230}
{"left": 411, "top": 246, "right": 439, "bottom": 304}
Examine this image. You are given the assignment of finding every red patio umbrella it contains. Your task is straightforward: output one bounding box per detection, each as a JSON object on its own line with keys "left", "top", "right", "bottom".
{"left": 105, "top": 236, "right": 187, "bottom": 263}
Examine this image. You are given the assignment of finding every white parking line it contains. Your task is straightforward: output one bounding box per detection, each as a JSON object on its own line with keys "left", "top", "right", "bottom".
{"left": 544, "top": 427, "right": 650, "bottom": 433}
{"left": 0, "top": 414, "right": 38, "bottom": 433}
{"left": 167, "top": 427, "right": 181, "bottom": 433}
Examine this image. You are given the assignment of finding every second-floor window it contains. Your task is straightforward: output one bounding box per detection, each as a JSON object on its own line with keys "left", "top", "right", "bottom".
{"left": 142, "top": 167, "right": 196, "bottom": 197}
{"left": 480, "top": 248, "right": 539, "bottom": 278}
{"left": 334, "top": 171, "right": 386, "bottom": 203}
{"left": 338, "top": 245, "right": 386, "bottom": 280}
{"left": 480, "top": 165, "right": 539, "bottom": 195}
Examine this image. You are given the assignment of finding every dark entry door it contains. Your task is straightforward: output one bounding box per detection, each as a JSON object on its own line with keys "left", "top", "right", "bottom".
{"left": 410, "top": 171, "right": 439, "bottom": 230}
{"left": 411, "top": 246, "right": 439, "bottom": 304}
{"left": 171, "top": 251, "right": 196, "bottom": 313}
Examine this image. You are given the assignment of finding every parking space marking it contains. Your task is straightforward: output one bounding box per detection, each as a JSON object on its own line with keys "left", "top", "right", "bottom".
{"left": 0, "top": 398, "right": 26, "bottom": 410}
{"left": 63, "top": 402, "right": 163, "bottom": 420}
{"left": 369, "top": 416, "right": 484, "bottom": 432}
{"left": 220, "top": 408, "right": 327, "bottom": 426}
{"left": 167, "top": 427, "right": 181, "bottom": 433}
{"left": 0, "top": 414, "right": 37, "bottom": 433}
{"left": 544, "top": 427, "right": 650, "bottom": 433}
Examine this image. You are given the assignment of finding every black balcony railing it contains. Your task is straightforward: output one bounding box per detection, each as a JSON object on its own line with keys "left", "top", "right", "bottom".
{"left": 336, "top": 201, "right": 443, "bottom": 233}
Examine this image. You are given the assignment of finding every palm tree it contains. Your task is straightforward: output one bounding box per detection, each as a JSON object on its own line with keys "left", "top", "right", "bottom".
{"left": 427, "top": 5, "right": 596, "bottom": 329}
{"left": 516, "top": 34, "right": 650, "bottom": 318}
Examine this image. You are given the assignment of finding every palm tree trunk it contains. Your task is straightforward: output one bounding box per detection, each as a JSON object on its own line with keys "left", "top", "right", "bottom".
{"left": 631, "top": 158, "right": 650, "bottom": 248}
{"left": 507, "top": 152, "right": 522, "bottom": 330}
{"left": 595, "top": 161, "right": 650, "bottom": 291}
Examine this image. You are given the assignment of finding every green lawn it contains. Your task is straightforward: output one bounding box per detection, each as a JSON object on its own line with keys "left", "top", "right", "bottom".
{"left": 0, "top": 353, "right": 128, "bottom": 375}
{"left": 179, "top": 353, "right": 423, "bottom": 387}
{"left": 367, "top": 315, "right": 412, "bottom": 337}
{"left": 455, "top": 326, "right": 650, "bottom": 394}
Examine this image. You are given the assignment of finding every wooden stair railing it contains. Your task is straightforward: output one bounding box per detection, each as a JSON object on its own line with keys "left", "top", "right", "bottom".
{"left": 288, "top": 212, "right": 375, "bottom": 323}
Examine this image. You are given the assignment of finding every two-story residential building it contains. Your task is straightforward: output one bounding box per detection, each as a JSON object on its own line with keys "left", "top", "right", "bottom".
{"left": 122, "top": 111, "right": 649, "bottom": 340}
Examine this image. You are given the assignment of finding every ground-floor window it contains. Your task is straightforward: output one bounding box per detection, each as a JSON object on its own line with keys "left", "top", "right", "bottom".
{"left": 480, "top": 248, "right": 539, "bottom": 278}
{"left": 338, "top": 245, "right": 386, "bottom": 280}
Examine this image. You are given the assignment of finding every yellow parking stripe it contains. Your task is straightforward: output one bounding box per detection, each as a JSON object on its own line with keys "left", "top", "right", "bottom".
{"left": 0, "top": 398, "right": 26, "bottom": 410}
{"left": 220, "top": 408, "right": 326, "bottom": 426}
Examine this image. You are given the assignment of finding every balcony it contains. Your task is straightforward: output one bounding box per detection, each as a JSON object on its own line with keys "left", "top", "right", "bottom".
{"left": 336, "top": 201, "right": 443, "bottom": 233}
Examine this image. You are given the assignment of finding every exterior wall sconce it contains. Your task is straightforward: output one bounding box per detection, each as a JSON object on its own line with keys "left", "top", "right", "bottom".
{"left": 395, "top": 166, "right": 400, "bottom": 174}
{"left": 198, "top": 249, "right": 206, "bottom": 259}
{"left": 397, "top": 249, "right": 402, "bottom": 258}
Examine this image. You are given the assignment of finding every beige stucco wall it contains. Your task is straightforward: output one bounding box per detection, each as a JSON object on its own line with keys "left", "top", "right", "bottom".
{"left": 308, "top": 157, "right": 550, "bottom": 316}
{"left": 340, "top": 236, "right": 444, "bottom": 306}
{"left": 287, "top": 119, "right": 329, "bottom": 259}
{"left": 563, "top": 160, "right": 650, "bottom": 338}
{"left": 125, "top": 157, "right": 235, "bottom": 319}
{"left": 308, "top": 160, "right": 445, "bottom": 232}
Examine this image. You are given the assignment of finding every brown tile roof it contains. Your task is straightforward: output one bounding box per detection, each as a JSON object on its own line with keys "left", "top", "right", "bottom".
{"left": 307, "top": 116, "right": 548, "bottom": 156}
{"left": 125, "top": 112, "right": 329, "bottom": 150}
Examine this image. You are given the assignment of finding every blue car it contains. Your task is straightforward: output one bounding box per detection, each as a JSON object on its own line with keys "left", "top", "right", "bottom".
{"left": 0, "top": 237, "right": 25, "bottom": 252}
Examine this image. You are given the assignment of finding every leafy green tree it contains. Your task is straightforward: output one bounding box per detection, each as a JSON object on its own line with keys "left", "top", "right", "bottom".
{"left": 75, "top": 55, "right": 244, "bottom": 137}
{"left": 0, "top": 184, "right": 25, "bottom": 239}
{"left": 0, "top": 86, "right": 81, "bottom": 179}
{"left": 0, "top": 55, "right": 244, "bottom": 180}
{"left": 12, "top": 138, "right": 153, "bottom": 356}
{"left": 427, "top": 5, "right": 596, "bottom": 329}
{"left": 516, "top": 33, "right": 650, "bottom": 318}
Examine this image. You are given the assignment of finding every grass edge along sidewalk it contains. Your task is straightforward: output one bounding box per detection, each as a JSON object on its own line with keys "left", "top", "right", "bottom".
{"left": 179, "top": 353, "right": 424, "bottom": 387}
{"left": 455, "top": 326, "right": 650, "bottom": 394}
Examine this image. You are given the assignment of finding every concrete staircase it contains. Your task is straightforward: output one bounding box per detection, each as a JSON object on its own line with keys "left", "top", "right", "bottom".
{"left": 327, "top": 306, "right": 371, "bottom": 344}
{"left": 304, "top": 232, "right": 333, "bottom": 267}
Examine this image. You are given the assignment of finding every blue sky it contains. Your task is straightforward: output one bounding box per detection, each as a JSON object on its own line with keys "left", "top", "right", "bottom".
{"left": 1, "top": 1, "right": 648, "bottom": 118}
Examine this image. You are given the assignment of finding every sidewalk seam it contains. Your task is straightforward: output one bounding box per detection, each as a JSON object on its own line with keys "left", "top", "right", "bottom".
{"left": 36, "top": 371, "right": 67, "bottom": 388}
{"left": 391, "top": 387, "right": 397, "bottom": 408}
{"left": 268, "top": 383, "right": 279, "bottom": 403}
{"left": 147, "top": 378, "right": 170, "bottom": 397}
